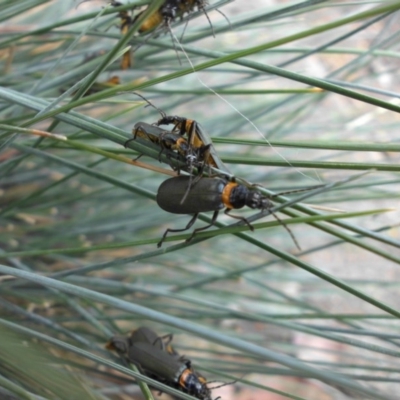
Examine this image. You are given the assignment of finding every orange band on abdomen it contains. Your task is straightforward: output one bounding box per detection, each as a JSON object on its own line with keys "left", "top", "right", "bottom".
{"left": 179, "top": 369, "right": 191, "bottom": 388}
{"left": 222, "top": 182, "right": 238, "bottom": 209}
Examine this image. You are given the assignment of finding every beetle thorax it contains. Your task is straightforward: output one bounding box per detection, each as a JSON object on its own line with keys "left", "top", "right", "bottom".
{"left": 184, "top": 373, "right": 211, "bottom": 400}
{"left": 244, "top": 191, "right": 272, "bottom": 210}
{"left": 161, "top": 1, "right": 179, "bottom": 19}
{"left": 244, "top": 191, "right": 261, "bottom": 209}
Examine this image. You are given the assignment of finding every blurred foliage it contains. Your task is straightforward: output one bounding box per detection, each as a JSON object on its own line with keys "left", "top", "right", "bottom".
{"left": 1, "top": 1, "right": 400, "bottom": 400}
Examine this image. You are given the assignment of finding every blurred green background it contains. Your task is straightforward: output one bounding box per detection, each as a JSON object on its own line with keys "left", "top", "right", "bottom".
{"left": 1, "top": 1, "right": 400, "bottom": 399}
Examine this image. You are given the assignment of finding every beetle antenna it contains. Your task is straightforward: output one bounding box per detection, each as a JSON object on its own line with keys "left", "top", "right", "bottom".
{"left": 269, "top": 185, "right": 325, "bottom": 198}
{"left": 180, "top": 19, "right": 189, "bottom": 42}
{"left": 258, "top": 185, "right": 327, "bottom": 251}
{"left": 200, "top": 5, "right": 215, "bottom": 37}
{"left": 134, "top": 92, "right": 166, "bottom": 118}
{"left": 263, "top": 185, "right": 326, "bottom": 251}
{"left": 208, "top": 371, "right": 248, "bottom": 391}
{"left": 269, "top": 185, "right": 324, "bottom": 251}
{"left": 269, "top": 209, "right": 301, "bottom": 251}
{"left": 179, "top": 154, "right": 197, "bottom": 204}
{"left": 215, "top": 8, "right": 232, "bottom": 30}
{"left": 166, "top": 21, "right": 183, "bottom": 65}
{"left": 207, "top": 379, "right": 237, "bottom": 390}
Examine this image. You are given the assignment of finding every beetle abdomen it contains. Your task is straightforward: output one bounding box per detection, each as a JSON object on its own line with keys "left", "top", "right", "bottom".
{"left": 157, "top": 176, "right": 226, "bottom": 214}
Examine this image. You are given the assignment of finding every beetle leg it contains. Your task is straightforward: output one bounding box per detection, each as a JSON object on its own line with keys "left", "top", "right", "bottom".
{"left": 132, "top": 153, "right": 143, "bottom": 162}
{"left": 125, "top": 128, "right": 144, "bottom": 160}
{"left": 124, "top": 125, "right": 141, "bottom": 147}
{"left": 158, "top": 213, "right": 199, "bottom": 247}
{"left": 151, "top": 333, "right": 173, "bottom": 353}
{"left": 186, "top": 210, "right": 219, "bottom": 242}
{"left": 157, "top": 147, "right": 166, "bottom": 163}
{"left": 159, "top": 333, "right": 174, "bottom": 347}
{"left": 175, "top": 353, "right": 190, "bottom": 363}
{"left": 151, "top": 336, "right": 164, "bottom": 349}
{"left": 124, "top": 137, "right": 136, "bottom": 148}
{"left": 224, "top": 208, "right": 254, "bottom": 231}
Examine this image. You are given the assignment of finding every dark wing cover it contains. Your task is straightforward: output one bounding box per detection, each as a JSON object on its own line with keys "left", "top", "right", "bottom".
{"left": 157, "top": 176, "right": 226, "bottom": 214}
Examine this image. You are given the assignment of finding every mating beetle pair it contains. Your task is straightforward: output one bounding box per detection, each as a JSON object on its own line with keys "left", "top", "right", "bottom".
{"left": 112, "top": 0, "right": 214, "bottom": 42}
{"left": 126, "top": 121, "right": 212, "bottom": 178}
{"left": 111, "top": 0, "right": 219, "bottom": 69}
{"left": 139, "top": 117, "right": 282, "bottom": 247}
{"left": 126, "top": 93, "right": 228, "bottom": 178}
{"left": 124, "top": 96, "right": 297, "bottom": 248}
{"left": 135, "top": 0, "right": 212, "bottom": 34}
{"left": 106, "top": 327, "right": 213, "bottom": 400}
